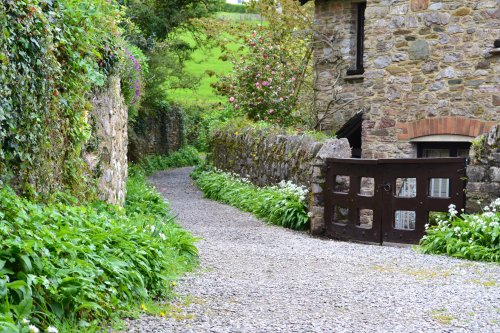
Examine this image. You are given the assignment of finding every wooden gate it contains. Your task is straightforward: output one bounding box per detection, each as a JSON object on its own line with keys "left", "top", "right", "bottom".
{"left": 324, "top": 158, "right": 467, "bottom": 244}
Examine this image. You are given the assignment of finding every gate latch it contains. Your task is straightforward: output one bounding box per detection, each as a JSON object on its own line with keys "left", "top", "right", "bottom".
{"left": 378, "top": 182, "right": 392, "bottom": 193}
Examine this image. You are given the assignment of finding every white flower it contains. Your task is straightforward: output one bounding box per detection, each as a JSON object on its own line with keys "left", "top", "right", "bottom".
{"left": 28, "top": 325, "right": 39, "bottom": 333}
{"left": 448, "top": 204, "right": 457, "bottom": 217}
{"left": 150, "top": 225, "right": 155, "bottom": 232}
{"left": 47, "top": 326, "right": 58, "bottom": 333}
{"left": 159, "top": 233, "right": 166, "bottom": 241}
{"left": 453, "top": 226, "right": 461, "bottom": 233}
{"left": 307, "top": 212, "right": 313, "bottom": 218}
{"left": 22, "top": 318, "right": 30, "bottom": 325}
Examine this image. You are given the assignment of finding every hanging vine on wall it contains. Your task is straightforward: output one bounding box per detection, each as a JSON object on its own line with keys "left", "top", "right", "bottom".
{"left": 0, "top": 0, "right": 145, "bottom": 199}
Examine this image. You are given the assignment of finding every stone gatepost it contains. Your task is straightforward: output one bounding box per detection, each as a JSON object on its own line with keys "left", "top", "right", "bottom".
{"left": 309, "top": 138, "right": 351, "bottom": 235}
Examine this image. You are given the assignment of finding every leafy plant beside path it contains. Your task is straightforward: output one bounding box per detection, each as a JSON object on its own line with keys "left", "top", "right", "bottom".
{"left": 420, "top": 199, "right": 500, "bottom": 262}
{"left": 192, "top": 168, "right": 309, "bottom": 230}
{"left": 0, "top": 170, "right": 197, "bottom": 332}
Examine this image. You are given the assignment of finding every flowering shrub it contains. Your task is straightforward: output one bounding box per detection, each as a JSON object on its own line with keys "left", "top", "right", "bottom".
{"left": 420, "top": 199, "right": 500, "bottom": 262}
{"left": 121, "top": 45, "right": 148, "bottom": 120}
{"left": 192, "top": 168, "right": 309, "bottom": 230}
{"left": 0, "top": 170, "right": 197, "bottom": 332}
{"left": 212, "top": 31, "right": 306, "bottom": 126}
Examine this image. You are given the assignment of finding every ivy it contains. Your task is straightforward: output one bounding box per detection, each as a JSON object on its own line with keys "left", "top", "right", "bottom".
{"left": 0, "top": 0, "right": 138, "bottom": 199}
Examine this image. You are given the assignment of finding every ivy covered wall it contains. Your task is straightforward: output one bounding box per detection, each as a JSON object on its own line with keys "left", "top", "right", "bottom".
{"left": 0, "top": 1, "right": 140, "bottom": 202}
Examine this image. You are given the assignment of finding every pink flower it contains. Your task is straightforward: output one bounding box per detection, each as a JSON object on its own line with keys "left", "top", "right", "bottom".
{"left": 262, "top": 81, "right": 269, "bottom": 86}
{"left": 291, "top": 77, "right": 296, "bottom": 82}
{"left": 269, "top": 109, "right": 274, "bottom": 114}
{"left": 229, "top": 97, "right": 235, "bottom": 103}
{"left": 256, "top": 82, "right": 261, "bottom": 88}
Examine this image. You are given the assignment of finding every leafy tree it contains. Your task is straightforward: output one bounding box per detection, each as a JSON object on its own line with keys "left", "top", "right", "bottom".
{"left": 120, "top": 0, "right": 224, "bottom": 42}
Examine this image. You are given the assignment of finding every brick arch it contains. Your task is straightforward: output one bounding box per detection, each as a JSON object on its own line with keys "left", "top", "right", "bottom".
{"left": 396, "top": 117, "right": 496, "bottom": 141}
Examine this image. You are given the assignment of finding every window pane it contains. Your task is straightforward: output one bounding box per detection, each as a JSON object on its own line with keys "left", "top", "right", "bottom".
{"left": 428, "top": 178, "right": 450, "bottom": 198}
{"left": 423, "top": 149, "right": 450, "bottom": 158}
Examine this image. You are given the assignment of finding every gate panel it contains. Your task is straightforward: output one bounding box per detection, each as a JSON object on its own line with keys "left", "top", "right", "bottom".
{"left": 324, "top": 157, "right": 467, "bottom": 245}
{"left": 324, "top": 159, "right": 382, "bottom": 244}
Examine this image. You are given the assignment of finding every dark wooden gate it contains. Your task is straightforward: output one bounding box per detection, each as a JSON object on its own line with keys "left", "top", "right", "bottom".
{"left": 324, "top": 158, "right": 467, "bottom": 244}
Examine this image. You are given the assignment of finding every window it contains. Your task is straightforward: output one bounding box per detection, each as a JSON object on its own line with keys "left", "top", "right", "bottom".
{"left": 417, "top": 142, "right": 471, "bottom": 158}
{"left": 418, "top": 142, "right": 470, "bottom": 198}
{"left": 346, "top": 2, "right": 366, "bottom": 76}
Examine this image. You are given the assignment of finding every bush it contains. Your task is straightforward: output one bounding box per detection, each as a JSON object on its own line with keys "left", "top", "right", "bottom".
{"left": 212, "top": 30, "right": 306, "bottom": 126}
{"left": 0, "top": 171, "right": 197, "bottom": 332}
{"left": 138, "top": 146, "right": 202, "bottom": 175}
{"left": 419, "top": 200, "right": 500, "bottom": 262}
{"left": 193, "top": 168, "right": 309, "bottom": 230}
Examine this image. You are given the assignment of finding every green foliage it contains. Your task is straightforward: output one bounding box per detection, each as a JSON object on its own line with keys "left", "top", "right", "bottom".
{"left": 121, "top": 0, "right": 223, "bottom": 42}
{"left": 212, "top": 30, "right": 305, "bottom": 126}
{"left": 138, "top": 146, "right": 202, "bottom": 175}
{"left": 419, "top": 200, "right": 500, "bottom": 262}
{"left": 0, "top": 172, "right": 198, "bottom": 331}
{"left": 0, "top": 0, "right": 139, "bottom": 198}
{"left": 193, "top": 168, "right": 309, "bottom": 230}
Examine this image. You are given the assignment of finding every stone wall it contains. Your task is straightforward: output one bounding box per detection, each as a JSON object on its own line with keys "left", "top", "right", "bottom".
{"left": 210, "top": 128, "right": 351, "bottom": 234}
{"left": 466, "top": 125, "right": 500, "bottom": 212}
{"left": 128, "top": 105, "right": 184, "bottom": 162}
{"left": 313, "top": 0, "right": 500, "bottom": 158}
{"left": 84, "top": 76, "right": 128, "bottom": 206}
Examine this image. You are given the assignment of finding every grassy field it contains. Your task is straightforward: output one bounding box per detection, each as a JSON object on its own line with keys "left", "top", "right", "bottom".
{"left": 166, "top": 13, "right": 260, "bottom": 107}
{"left": 166, "top": 34, "right": 234, "bottom": 106}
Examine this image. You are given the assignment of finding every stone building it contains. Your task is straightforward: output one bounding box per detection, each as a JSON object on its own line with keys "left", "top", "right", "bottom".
{"left": 304, "top": 0, "right": 499, "bottom": 160}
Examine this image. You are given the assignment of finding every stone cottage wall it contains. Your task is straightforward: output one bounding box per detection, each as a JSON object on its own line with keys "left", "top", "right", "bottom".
{"left": 210, "top": 129, "right": 351, "bottom": 234}
{"left": 466, "top": 125, "right": 500, "bottom": 212}
{"left": 85, "top": 76, "right": 128, "bottom": 206}
{"left": 313, "top": 0, "right": 500, "bottom": 158}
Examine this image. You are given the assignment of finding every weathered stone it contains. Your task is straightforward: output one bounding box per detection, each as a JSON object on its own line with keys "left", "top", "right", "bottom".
{"left": 316, "top": 139, "right": 351, "bottom": 160}
{"left": 467, "top": 165, "right": 487, "bottom": 182}
{"left": 90, "top": 75, "right": 128, "bottom": 206}
{"left": 453, "top": 7, "right": 472, "bottom": 16}
{"left": 464, "top": 80, "right": 484, "bottom": 87}
{"left": 423, "top": 12, "right": 450, "bottom": 26}
{"left": 429, "top": 81, "right": 445, "bottom": 91}
{"left": 409, "top": 39, "right": 430, "bottom": 60}
{"left": 374, "top": 56, "right": 392, "bottom": 68}
{"left": 410, "top": 0, "right": 429, "bottom": 12}
{"left": 490, "top": 167, "right": 500, "bottom": 182}
{"left": 428, "top": 3, "right": 443, "bottom": 11}
{"left": 493, "top": 95, "right": 500, "bottom": 106}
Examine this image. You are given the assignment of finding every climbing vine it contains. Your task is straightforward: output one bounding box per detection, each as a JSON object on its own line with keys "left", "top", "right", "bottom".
{"left": 0, "top": 0, "right": 141, "bottom": 198}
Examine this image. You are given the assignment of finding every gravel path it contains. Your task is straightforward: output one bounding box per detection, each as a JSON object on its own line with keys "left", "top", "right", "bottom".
{"left": 126, "top": 167, "right": 500, "bottom": 333}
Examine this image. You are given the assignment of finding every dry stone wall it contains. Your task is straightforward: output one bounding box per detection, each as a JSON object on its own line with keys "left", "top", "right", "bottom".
{"left": 210, "top": 128, "right": 351, "bottom": 234}
{"left": 466, "top": 125, "right": 500, "bottom": 212}
{"left": 84, "top": 76, "right": 128, "bottom": 206}
{"left": 314, "top": 0, "right": 500, "bottom": 158}
{"left": 128, "top": 105, "right": 183, "bottom": 162}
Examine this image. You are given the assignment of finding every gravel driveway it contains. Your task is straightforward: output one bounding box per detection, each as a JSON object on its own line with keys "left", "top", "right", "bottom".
{"left": 126, "top": 167, "right": 500, "bottom": 333}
